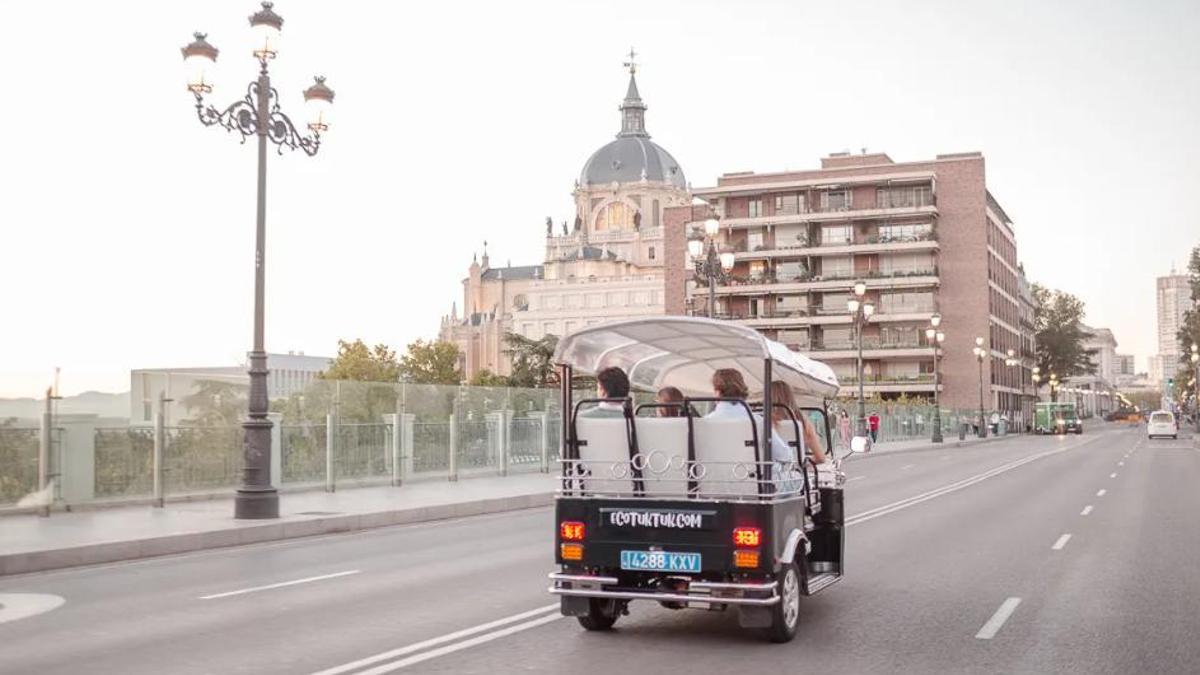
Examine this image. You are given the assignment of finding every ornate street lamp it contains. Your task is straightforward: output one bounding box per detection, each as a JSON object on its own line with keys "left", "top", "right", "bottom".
{"left": 689, "top": 217, "right": 734, "bottom": 318}
{"left": 925, "top": 313, "right": 945, "bottom": 443}
{"left": 183, "top": 2, "right": 334, "bottom": 520}
{"left": 848, "top": 282, "right": 875, "bottom": 437}
{"left": 972, "top": 336, "right": 988, "bottom": 438}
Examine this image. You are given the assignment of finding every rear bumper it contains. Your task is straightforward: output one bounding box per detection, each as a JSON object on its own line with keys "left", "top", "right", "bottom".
{"left": 548, "top": 572, "right": 780, "bottom": 607}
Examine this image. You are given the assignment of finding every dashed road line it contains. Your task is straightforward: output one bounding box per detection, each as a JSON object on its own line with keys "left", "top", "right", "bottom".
{"left": 1052, "top": 534, "right": 1072, "bottom": 551}
{"left": 200, "top": 570, "right": 360, "bottom": 600}
{"left": 975, "top": 597, "right": 1022, "bottom": 639}
{"left": 1080, "top": 505, "right": 1093, "bottom": 516}
{"left": 1097, "top": 489, "right": 1107, "bottom": 497}
{"left": 1110, "top": 472, "right": 1118, "bottom": 478}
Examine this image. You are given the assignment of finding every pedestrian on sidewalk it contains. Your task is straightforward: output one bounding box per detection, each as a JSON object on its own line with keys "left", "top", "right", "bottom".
{"left": 868, "top": 412, "right": 880, "bottom": 443}
{"left": 837, "top": 409, "right": 852, "bottom": 450}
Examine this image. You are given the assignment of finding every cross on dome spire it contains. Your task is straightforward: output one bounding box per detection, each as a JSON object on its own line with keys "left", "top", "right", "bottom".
{"left": 618, "top": 48, "right": 648, "bottom": 138}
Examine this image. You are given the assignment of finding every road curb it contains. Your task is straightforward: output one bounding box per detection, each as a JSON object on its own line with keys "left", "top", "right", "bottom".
{"left": 0, "top": 492, "right": 554, "bottom": 577}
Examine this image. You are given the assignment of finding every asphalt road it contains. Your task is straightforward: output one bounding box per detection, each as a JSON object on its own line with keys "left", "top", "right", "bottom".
{"left": 2, "top": 425, "right": 1198, "bottom": 675}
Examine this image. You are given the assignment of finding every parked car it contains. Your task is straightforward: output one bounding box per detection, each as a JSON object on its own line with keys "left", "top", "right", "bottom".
{"left": 1147, "top": 411, "right": 1177, "bottom": 440}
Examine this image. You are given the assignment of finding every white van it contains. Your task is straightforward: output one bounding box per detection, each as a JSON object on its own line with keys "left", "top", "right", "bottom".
{"left": 1147, "top": 411, "right": 1177, "bottom": 440}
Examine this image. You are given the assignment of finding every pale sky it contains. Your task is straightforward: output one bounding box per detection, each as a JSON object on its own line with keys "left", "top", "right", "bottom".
{"left": 2, "top": 0, "right": 1198, "bottom": 397}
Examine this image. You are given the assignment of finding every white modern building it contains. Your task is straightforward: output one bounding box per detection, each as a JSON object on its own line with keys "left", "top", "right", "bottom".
{"left": 1154, "top": 271, "right": 1191, "bottom": 386}
{"left": 130, "top": 351, "right": 332, "bottom": 424}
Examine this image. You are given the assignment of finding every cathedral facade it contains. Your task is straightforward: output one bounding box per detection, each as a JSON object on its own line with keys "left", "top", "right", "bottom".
{"left": 440, "top": 63, "right": 690, "bottom": 380}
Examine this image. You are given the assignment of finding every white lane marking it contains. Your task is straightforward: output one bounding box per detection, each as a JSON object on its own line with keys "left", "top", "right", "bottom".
{"left": 200, "top": 570, "right": 360, "bottom": 600}
{"left": 846, "top": 476, "right": 866, "bottom": 482}
{"left": 1097, "top": 489, "right": 1107, "bottom": 497}
{"left": 1052, "top": 534, "right": 1072, "bottom": 550}
{"left": 901, "top": 464, "right": 916, "bottom": 470}
{"left": 1110, "top": 473, "right": 1118, "bottom": 478}
{"left": 353, "top": 613, "right": 564, "bottom": 673}
{"left": 1118, "top": 461, "right": 1124, "bottom": 466}
{"left": 1080, "top": 505, "right": 1093, "bottom": 516}
{"left": 975, "top": 597, "right": 1021, "bottom": 639}
{"left": 845, "top": 445, "right": 1074, "bottom": 527}
{"left": 311, "top": 604, "right": 559, "bottom": 675}
{"left": 0, "top": 594, "right": 66, "bottom": 624}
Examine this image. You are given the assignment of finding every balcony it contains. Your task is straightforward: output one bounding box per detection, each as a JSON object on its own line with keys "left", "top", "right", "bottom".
{"left": 719, "top": 202, "right": 938, "bottom": 230}
{"left": 837, "top": 374, "right": 939, "bottom": 394}
{"left": 804, "top": 338, "right": 931, "bottom": 360}
{"left": 729, "top": 308, "right": 937, "bottom": 329}
{"left": 732, "top": 233, "right": 939, "bottom": 261}
{"left": 706, "top": 268, "right": 940, "bottom": 296}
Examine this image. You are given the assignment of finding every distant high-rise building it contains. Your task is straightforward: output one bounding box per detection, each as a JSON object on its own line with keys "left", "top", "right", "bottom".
{"left": 1154, "top": 271, "right": 1191, "bottom": 384}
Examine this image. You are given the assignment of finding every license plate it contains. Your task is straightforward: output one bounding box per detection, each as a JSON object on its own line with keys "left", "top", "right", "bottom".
{"left": 620, "top": 550, "right": 701, "bottom": 573}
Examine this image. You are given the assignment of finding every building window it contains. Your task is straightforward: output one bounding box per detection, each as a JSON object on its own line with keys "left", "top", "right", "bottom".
{"left": 652, "top": 199, "right": 660, "bottom": 228}
{"left": 778, "top": 329, "right": 810, "bottom": 350}
{"left": 747, "top": 230, "right": 765, "bottom": 251}
{"left": 512, "top": 294, "right": 528, "bottom": 311}
{"left": 774, "top": 193, "right": 804, "bottom": 215}
{"left": 880, "top": 252, "right": 935, "bottom": 275}
{"left": 878, "top": 222, "right": 933, "bottom": 242}
{"left": 748, "top": 198, "right": 763, "bottom": 218}
{"left": 821, "top": 225, "right": 852, "bottom": 246}
{"left": 877, "top": 185, "right": 933, "bottom": 208}
{"left": 820, "top": 292, "right": 852, "bottom": 314}
{"left": 820, "top": 189, "right": 851, "bottom": 211}
{"left": 820, "top": 256, "right": 853, "bottom": 279}
{"left": 648, "top": 246, "right": 656, "bottom": 260}
{"left": 878, "top": 291, "right": 935, "bottom": 313}
{"left": 595, "top": 201, "right": 634, "bottom": 231}
{"left": 775, "top": 260, "right": 808, "bottom": 281}
{"left": 777, "top": 295, "right": 808, "bottom": 316}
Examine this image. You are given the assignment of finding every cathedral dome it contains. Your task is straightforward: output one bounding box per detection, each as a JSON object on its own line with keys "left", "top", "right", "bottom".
{"left": 578, "top": 70, "right": 686, "bottom": 190}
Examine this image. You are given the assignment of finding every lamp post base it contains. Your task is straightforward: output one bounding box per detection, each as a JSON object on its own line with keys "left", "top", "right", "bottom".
{"left": 931, "top": 429, "right": 944, "bottom": 443}
{"left": 234, "top": 487, "right": 279, "bottom": 519}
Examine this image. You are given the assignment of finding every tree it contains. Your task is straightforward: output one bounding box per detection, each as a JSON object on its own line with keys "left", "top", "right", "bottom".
{"left": 470, "top": 368, "right": 510, "bottom": 387}
{"left": 179, "top": 379, "right": 247, "bottom": 426}
{"left": 398, "top": 340, "right": 462, "bottom": 385}
{"left": 1174, "top": 244, "right": 1200, "bottom": 407}
{"left": 1032, "top": 284, "right": 1097, "bottom": 401}
{"left": 504, "top": 332, "right": 558, "bottom": 388}
{"left": 321, "top": 339, "right": 400, "bottom": 383}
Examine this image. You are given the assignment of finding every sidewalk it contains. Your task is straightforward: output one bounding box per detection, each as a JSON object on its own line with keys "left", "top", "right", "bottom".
{"left": 0, "top": 473, "right": 555, "bottom": 577}
{"left": 846, "top": 429, "right": 1023, "bottom": 461}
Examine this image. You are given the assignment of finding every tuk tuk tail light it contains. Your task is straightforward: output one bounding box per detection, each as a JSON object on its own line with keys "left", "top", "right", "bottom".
{"left": 561, "top": 543, "right": 584, "bottom": 561}
{"left": 733, "top": 549, "right": 760, "bottom": 568}
{"left": 560, "top": 521, "right": 586, "bottom": 541}
{"left": 733, "top": 527, "right": 761, "bottom": 548}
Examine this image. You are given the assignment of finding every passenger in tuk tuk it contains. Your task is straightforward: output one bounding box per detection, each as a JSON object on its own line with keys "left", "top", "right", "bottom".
{"left": 705, "top": 369, "right": 797, "bottom": 473}
{"left": 655, "top": 386, "right": 686, "bottom": 417}
{"left": 769, "top": 380, "right": 827, "bottom": 465}
{"left": 580, "top": 366, "right": 629, "bottom": 418}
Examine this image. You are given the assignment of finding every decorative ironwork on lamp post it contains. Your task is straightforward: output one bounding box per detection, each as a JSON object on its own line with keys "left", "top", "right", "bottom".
{"left": 1005, "top": 348, "right": 1019, "bottom": 432}
{"left": 848, "top": 281, "right": 874, "bottom": 437}
{"left": 972, "top": 337, "right": 988, "bottom": 438}
{"left": 687, "top": 218, "right": 734, "bottom": 318}
{"left": 925, "top": 314, "right": 945, "bottom": 443}
{"left": 182, "top": 2, "right": 335, "bottom": 520}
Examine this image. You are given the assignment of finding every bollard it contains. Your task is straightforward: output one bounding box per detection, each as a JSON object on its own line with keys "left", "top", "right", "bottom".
{"left": 448, "top": 414, "right": 458, "bottom": 482}
{"left": 153, "top": 409, "right": 165, "bottom": 508}
{"left": 959, "top": 423, "right": 967, "bottom": 441}
{"left": 499, "top": 410, "right": 509, "bottom": 477}
{"left": 325, "top": 413, "right": 336, "bottom": 493}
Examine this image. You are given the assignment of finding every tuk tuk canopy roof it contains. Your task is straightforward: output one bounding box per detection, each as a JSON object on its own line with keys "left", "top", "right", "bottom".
{"left": 553, "top": 316, "right": 840, "bottom": 402}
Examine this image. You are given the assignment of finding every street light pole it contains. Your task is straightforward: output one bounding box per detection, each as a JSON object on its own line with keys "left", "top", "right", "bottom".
{"left": 925, "top": 314, "right": 944, "bottom": 443}
{"left": 182, "top": 2, "right": 334, "bottom": 520}
{"left": 973, "top": 336, "right": 987, "bottom": 438}
{"left": 848, "top": 281, "right": 874, "bottom": 437}
{"left": 688, "top": 218, "right": 734, "bottom": 318}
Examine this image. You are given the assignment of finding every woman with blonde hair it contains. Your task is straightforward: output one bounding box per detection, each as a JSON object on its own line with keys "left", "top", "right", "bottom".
{"left": 768, "top": 380, "right": 827, "bottom": 465}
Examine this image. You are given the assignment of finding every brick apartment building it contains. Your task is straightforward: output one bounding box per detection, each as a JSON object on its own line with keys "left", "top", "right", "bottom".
{"left": 664, "top": 151, "right": 1035, "bottom": 418}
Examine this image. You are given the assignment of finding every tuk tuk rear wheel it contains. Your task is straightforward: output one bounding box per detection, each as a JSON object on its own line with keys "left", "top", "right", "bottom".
{"left": 577, "top": 598, "right": 619, "bottom": 631}
{"left": 766, "top": 562, "right": 801, "bottom": 643}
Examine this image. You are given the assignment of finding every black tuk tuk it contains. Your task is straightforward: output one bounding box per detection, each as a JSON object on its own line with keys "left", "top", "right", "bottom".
{"left": 548, "top": 317, "right": 853, "bottom": 642}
